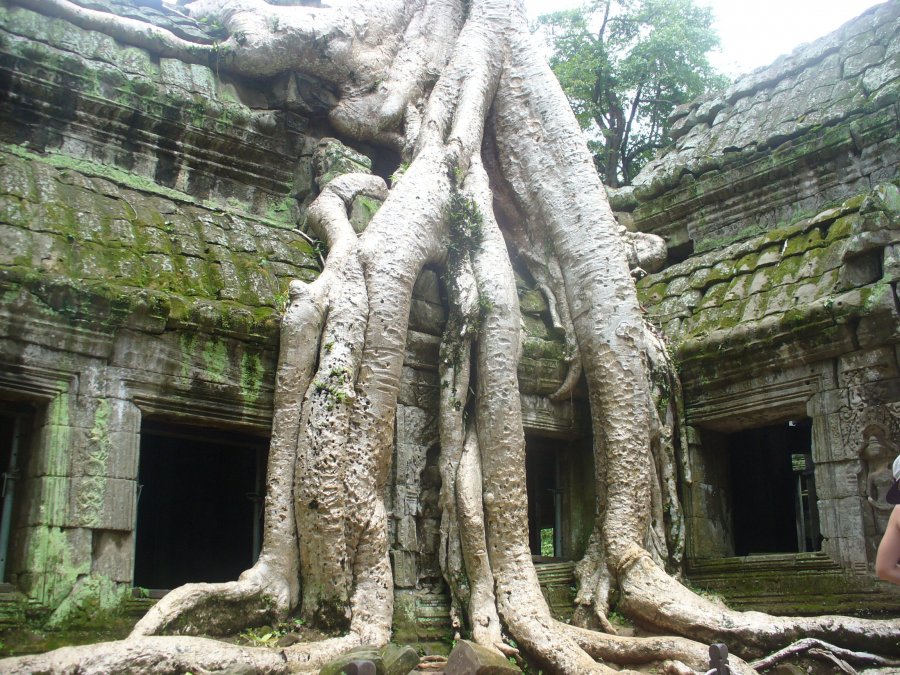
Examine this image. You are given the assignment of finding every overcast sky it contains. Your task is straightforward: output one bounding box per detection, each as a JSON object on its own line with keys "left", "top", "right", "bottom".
{"left": 524, "top": 0, "right": 886, "bottom": 78}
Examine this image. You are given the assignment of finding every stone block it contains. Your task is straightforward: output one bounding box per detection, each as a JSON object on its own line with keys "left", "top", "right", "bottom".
{"left": 391, "top": 591, "right": 419, "bottom": 644}
{"left": 398, "top": 366, "right": 440, "bottom": 409}
{"left": 519, "top": 394, "right": 584, "bottom": 437}
{"left": 391, "top": 549, "right": 417, "bottom": 588}
{"left": 20, "top": 476, "right": 69, "bottom": 527}
{"left": 320, "top": 646, "right": 383, "bottom": 675}
{"left": 806, "top": 388, "right": 847, "bottom": 416}
{"left": 70, "top": 428, "right": 139, "bottom": 479}
{"left": 396, "top": 405, "right": 438, "bottom": 449}
{"left": 394, "top": 442, "right": 427, "bottom": 488}
{"left": 396, "top": 515, "right": 418, "bottom": 550}
{"left": 445, "top": 640, "right": 521, "bottom": 675}
{"left": 817, "top": 496, "right": 865, "bottom": 543}
{"left": 814, "top": 460, "right": 862, "bottom": 500}
{"left": 382, "top": 643, "right": 420, "bottom": 675}
{"left": 69, "top": 477, "right": 135, "bottom": 531}
{"left": 404, "top": 330, "right": 440, "bottom": 370}
{"left": 408, "top": 298, "right": 445, "bottom": 334}
{"left": 349, "top": 195, "right": 381, "bottom": 234}
{"left": 91, "top": 529, "right": 133, "bottom": 583}
{"left": 812, "top": 412, "right": 857, "bottom": 463}
{"left": 857, "top": 305, "right": 900, "bottom": 350}
{"left": 32, "top": 423, "right": 73, "bottom": 477}
{"left": 838, "top": 347, "right": 900, "bottom": 388}
{"left": 19, "top": 525, "right": 92, "bottom": 608}
{"left": 413, "top": 269, "right": 443, "bottom": 305}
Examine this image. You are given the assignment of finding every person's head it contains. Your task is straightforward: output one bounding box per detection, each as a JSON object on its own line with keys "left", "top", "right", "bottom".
{"left": 887, "top": 455, "right": 900, "bottom": 504}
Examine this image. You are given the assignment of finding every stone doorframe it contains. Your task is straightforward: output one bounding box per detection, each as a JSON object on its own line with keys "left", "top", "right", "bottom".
{"left": 680, "top": 358, "right": 870, "bottom": 570}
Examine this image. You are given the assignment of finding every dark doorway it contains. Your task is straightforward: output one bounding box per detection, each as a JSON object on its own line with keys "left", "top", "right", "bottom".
{"left": 728, "top": 419, "right": 820, "bottom": 556}
{"left": 0, "top": 404, "right": 33, "bottom": 584}
{"left": 525, "top": 435, "right": 595, "bottom": 560}
{"left": 526, "top": 440, "right": 559, "bottom": 558}
{"left": 134, "top": 422, "right": 267, "bottom": 590}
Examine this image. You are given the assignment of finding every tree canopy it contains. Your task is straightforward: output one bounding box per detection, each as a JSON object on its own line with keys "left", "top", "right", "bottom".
{"left": 538, "top": 0, "right": 727, "bottom": 187}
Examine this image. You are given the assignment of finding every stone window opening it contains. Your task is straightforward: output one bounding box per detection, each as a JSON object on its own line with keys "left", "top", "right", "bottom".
{"left": 525, "top": 434, "right": 594, "bottom": 561}
{"left": 726, "top": 419, "right": 822, "bottom": 556}
{"left": 133, "top": 421, "right": 268, "bottom": 592}
{"left": 0, "top": 402, "right": 36, "bottom": 587}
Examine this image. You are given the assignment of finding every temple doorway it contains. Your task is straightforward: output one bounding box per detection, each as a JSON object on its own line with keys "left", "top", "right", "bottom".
{"left": 133, "top": 421, "right": 267, "bottom": 591}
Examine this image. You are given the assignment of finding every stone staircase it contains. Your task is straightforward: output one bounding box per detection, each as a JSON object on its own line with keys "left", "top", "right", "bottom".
{"left": 686, "top": 552, "right": 900, "bottom": 615}
{"left": 0, "top": 583, "right": 49, "bottom": 627}
{"left": 535, "top": 560, "right": 577, "bottom": 621}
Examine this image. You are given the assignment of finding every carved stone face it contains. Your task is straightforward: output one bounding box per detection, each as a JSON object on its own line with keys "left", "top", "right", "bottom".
{"left": 862, "top": 435, "right": 889, "bottom": 461}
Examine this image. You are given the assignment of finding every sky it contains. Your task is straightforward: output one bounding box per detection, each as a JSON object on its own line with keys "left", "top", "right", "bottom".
{"left": 524, "top": 0, "right": 886, "bottom": 79}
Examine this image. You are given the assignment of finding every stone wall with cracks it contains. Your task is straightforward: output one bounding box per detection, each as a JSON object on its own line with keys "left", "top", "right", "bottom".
{"left": 631, "top": 1, "right": 900, "bottom": 615}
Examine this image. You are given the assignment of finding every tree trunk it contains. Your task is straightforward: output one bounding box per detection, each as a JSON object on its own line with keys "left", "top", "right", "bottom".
{"left": 4, "top": 0, "right": 900, "bottom": 673}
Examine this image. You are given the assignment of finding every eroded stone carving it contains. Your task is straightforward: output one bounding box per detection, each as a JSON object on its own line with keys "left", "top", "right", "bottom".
{"left": 859, "top": 424, "right": 898, "bottom": 536}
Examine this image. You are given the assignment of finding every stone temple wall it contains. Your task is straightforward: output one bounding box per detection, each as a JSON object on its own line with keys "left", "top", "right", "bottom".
{"left": 629, "top": 1, "right": 900, "bottom": 613}
{"left": 0, "top": 0, "right": 582, "bottom": 630}
{"left": 0, "top": 0, "right": 897, "bottom": 630}
{"left": 0, "top": 0, "right": 324, "bottom": 621}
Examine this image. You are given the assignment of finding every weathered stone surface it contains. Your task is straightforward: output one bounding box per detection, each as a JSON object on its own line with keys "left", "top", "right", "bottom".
{"left": 90, "top": 530, "right": 133, "bottom": 583}
{"left": 319, "top": 646, "right": 384, "bottom": 675}
{"left": 445, "top": 640, "right": 521, "bottom": 675}
{"left": 314, "top": 138, "right": 373, "bottom": 189}
{"left": 382, "top": 643, "right": 420, "bottom": 675}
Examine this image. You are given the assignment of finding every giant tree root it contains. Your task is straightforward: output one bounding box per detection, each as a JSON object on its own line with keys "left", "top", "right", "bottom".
{"left": 5, "top": 0, "right": 900, "bottom": 673}
{"left": 0, "top": 636, "right": 290, "bottom": 675}
{"left": 618, "top": 553, "right": 900, "bottom": 659}
{"left": 750, "top": 638, "right": 900, "bottom": 672}
{"left": 131, "top": 569, "right": 292, "bottom": 637}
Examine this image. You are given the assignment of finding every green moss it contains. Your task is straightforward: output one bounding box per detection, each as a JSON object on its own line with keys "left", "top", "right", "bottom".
{"left": 240, "top": 351, "right": 264, "bottom": 404}
{"left": 4, "top": 144, "right": 195, "bottom": 205}
{"left": 521, "top": 336, "right": 567, "bottom": 361}
{"left": 263, "top": 196, "right": 297, "bottom": 223}
{"left": 201, "top": 338, "right": 230, "bottom": 383}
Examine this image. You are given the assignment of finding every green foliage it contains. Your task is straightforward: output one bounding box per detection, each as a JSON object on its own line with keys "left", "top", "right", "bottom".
{"left": 540, "top": 527, "right": 554, "bottom": 556}
{"left": 238, "top": 618, "right": 305, "bottom": 648}
{"left": 537, "top": 0, "right": 727, "bottom": 186}
{"left": 608, "top": 609, "right": 633, "bottom": 627}
{"left": 448, "top": 191, "right": 484, "bottom": 254}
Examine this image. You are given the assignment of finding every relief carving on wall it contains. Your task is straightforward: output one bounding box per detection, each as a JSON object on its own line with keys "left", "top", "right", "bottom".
{"left": 859, "top": 423, "right": 898, "bottom": 536}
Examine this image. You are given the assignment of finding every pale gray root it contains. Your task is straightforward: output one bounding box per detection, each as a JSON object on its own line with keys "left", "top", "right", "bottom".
{"left": 467, "top": 156, "right": 610, "bottom": 673}
{"left": 283, "top": 512, "right": 395, "bottom": 672}
{"left": 618, "top": 553, "right": 900, "bottom": 659}
{"left": 560, "top": 622, "right": 757, "bottom": 675}
{"left": 436, "top": 250, "right": 477, "bottom": 632}
{"left": 0, "top": 636, "right": 289, "bottom": 675}
{"left": 507, "top": 229, "right": 583, "bottom": 403}
{"left": 437, "top": 349, "right": 472, "bottom": 633}
{"left": 12, "top": 0, "right": 224, "bottom": 63}
{"left": 333, "top": 0, "right": 465, "bottom": 142}
{"left": 644, "top": 324, "right": 685, "bottom": 571}
{"left": 330, "top": 0, "right": 466, "bottom": 148}
{"left": 437, "top": 167, "right": 517, "bottom": 658}
{"left": 751, "top": 638, "right": 900, "bottom": 671}
{"left": 572, "top": 534, "right": 616, "bottom": 634}
{"left": 294, "top": 174, "right": 384, "bottom": 626}
{"left": 455, "top": 426, "right": 510, "bottom": 654}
